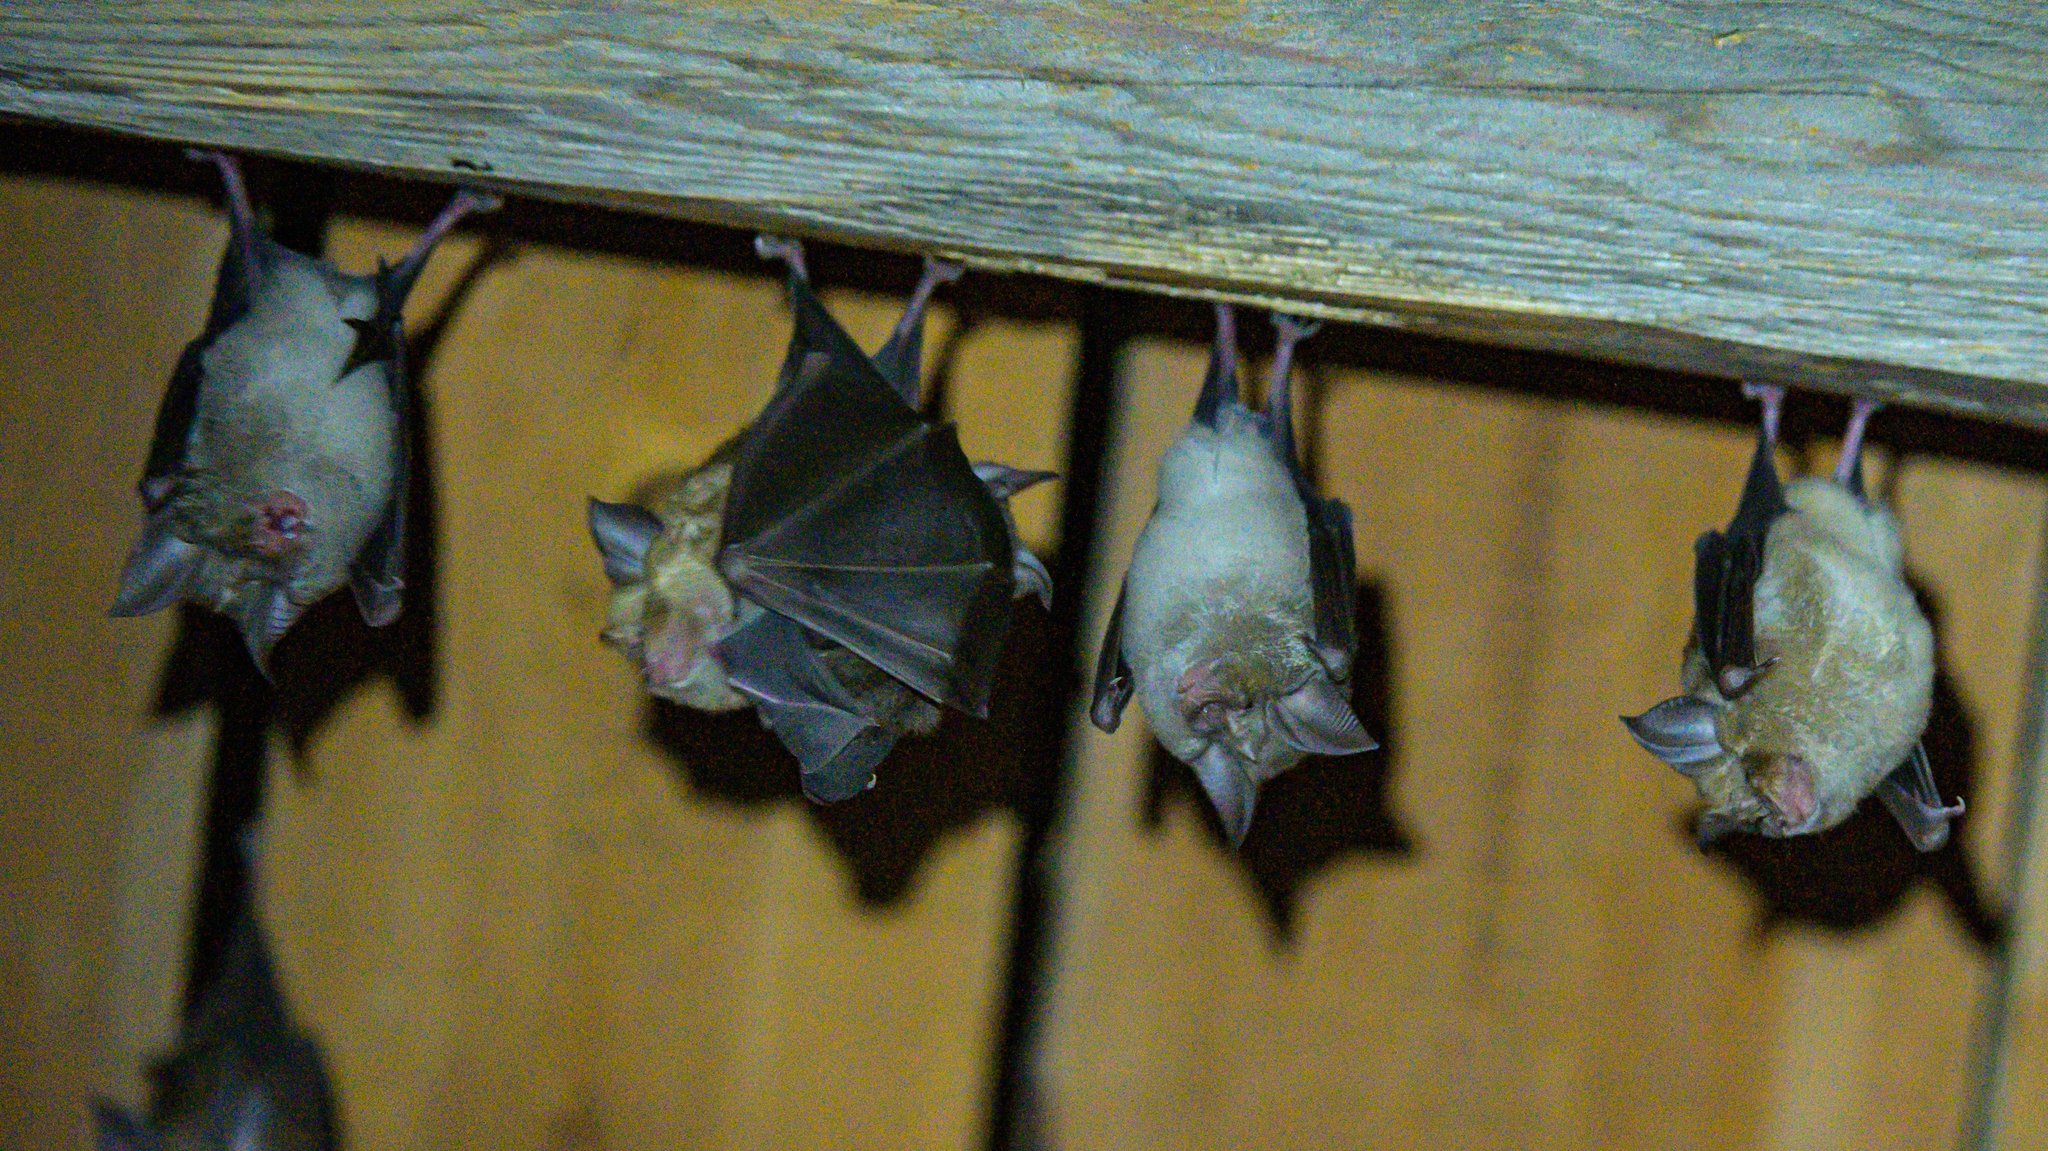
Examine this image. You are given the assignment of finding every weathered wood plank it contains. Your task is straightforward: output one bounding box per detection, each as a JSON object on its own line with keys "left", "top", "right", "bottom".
{"left": 2, "top": 2, "right": 2045, "bottom": 420}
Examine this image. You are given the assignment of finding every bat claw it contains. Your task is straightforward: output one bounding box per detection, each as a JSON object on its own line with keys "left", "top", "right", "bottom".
{"left": 754, "top": 234, "right": 809, "bottom": 281}
{"left": 1272, "top": 312, "right": 1323, "bottom": 344}
{"left": 920, "top": 256, "right": 965, "bottom": 287}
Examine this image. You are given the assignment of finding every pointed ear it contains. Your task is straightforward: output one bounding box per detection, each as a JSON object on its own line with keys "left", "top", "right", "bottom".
{"left": 1621, "top": 697, "right": 1723, "bottom": 775}
{"left": 110, "top": 511, "right": 200, "bottom": 617}
{"left": 1695, "top": 810, "right": 1742, "bottom": 849}
{"left": 235, "top": 583, "right": 303, "bottom": 674}
{"left": 1189, "top": 743, "right": 1258, "bottom": 848}
{"left": 93, "top": 1100, "right": 161, "bottom": 1151}
{"left": 1011, "top": 547, "right": 1053, "bottom": 609}
{"left": 588, "top": 498, "right": 663, "bottom": 585}
{"left": 971, "top": 462, "right": 1057, "bottom": 500}
{"left": 1267, "top": 676, "right": 1377, "bottom": 758}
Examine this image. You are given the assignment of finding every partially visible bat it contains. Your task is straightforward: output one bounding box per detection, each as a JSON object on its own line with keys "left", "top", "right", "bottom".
{"left": 95, "top": 836, "right": 336, "bottom": 1151}
{"left": 110, "top": 150, "right": 498, "bottom": 668}
{"left": 590, "top": 237, "right": 1053, "bottom": 802}
{"left": 1091, "top": 305, "right": 1375, "bottom": 846}
{"left": 1623, "top": 384, "right": 1963, "bottom": 851}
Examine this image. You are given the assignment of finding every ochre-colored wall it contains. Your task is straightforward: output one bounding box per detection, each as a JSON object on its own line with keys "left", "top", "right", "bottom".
{"left": 1, "top": 173, "right": 2041, "bottom": 1151}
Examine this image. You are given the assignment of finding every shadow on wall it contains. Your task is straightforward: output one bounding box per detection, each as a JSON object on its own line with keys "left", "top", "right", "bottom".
{"left": 638, "top": 312, "right": 1071, "bottom": 906}
{"left": 145, "top": 161, "right": 510, "bottom": 1002}
{"left": 1699, "top": 576, "right": 2005, "bottom": 950}
{"left": 1144, "top": 578, "right": 1413, "bottom": 943}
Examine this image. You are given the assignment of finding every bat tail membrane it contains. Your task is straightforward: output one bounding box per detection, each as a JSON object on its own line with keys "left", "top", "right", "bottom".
{"left": 1835, "top": 394, "right": 1883, "bottom": 499}
{"left": 1192, "top": 303, "right": 1242, "bottom": 428}
{"left": 714, "top": 611, "right": 897, "bottom": 801}
{"left": 872, "top": 256, "right": 965, "bottom": 405}
{"left": 110, "top": 511, "right": 204, "bottom": 618}
{"left": 587, "top": 498, "right": 664, "bottom": 585}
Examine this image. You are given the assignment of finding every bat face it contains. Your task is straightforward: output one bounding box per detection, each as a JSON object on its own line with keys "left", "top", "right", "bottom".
{"left": 121, "top": 251, "right": 399, "bottom": 655}
{"left": 593, "top": 463, "right": 747, "bottom": 712}
{"left": 112, "top": 151, "right": 496, "bottom": 668}
{"left": 1095, "top": 308, "right": 1375, "bottom": 845}
{"left": 1625, "top": 387, "right": 1955, "bottom": 850}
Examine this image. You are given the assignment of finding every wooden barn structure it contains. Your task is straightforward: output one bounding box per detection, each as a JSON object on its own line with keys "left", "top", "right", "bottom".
{"left": 1, "top": 4, "right": 2045, "bottom": 1149}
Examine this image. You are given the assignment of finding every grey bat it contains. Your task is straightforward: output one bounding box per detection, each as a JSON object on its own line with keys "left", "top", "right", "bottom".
{"left": 1091, "top": 305, "right": 1376, "bottom": 846}
{"left": 95, "top": 835, "right": 336, "bottom": 1151}
{"left": 590, "top": 237, "right": 1052, "bottom": 802}
{"left": 110, "top": 150, "right": 498, "bottom": 668}
{"left": 1623, "top": 384, "right": 1964, "bottom": 850}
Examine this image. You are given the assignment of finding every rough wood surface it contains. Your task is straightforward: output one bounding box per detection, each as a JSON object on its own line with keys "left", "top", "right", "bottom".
{"left": 1039, "top": 343, "right": 2044, "bottom": 1151}
{"left": 2, "top": 2, "right": 2045, "bottom": 420}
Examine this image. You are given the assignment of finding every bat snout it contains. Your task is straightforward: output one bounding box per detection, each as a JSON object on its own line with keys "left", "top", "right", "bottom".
{"left": 250, "top": 492, "right": 312, "bottom": 559}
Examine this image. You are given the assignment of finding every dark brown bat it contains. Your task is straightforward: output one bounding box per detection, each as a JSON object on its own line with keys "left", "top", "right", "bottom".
{"left": 95, "top": 837, "right": 335, "bottom": 1151}
{"left": 1624, "top": 384, "right": 1963, "bottom": 850}
{"left": 590, "top": 237, "right": 1052, "bottom": 802}
{"left": 110, "top": 150, "right": 497, "bottom": 668}
{"left": 1091, "top": 305, "right": 1375, "bottom": 845}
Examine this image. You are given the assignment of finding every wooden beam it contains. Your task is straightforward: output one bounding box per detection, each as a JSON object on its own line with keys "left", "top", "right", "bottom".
{"left": 2, "top": 2, "right": 2046, "bottom": 421}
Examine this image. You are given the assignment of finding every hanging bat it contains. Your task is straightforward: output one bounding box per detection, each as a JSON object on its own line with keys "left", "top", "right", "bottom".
{"left": 1623, "top": 384, "right": 1964, "bottom": 851}
{"left": 110, "top": 149, "right": 498, "bottom": 669}
{"left": 95, "top": 835, "right": 336, "bottom": 1151}
{"left": 590, "top": 237, "right": 1053, "bottom": 802}
{"left": 1091, "top": 305, "right": 1376, "bottom": 846}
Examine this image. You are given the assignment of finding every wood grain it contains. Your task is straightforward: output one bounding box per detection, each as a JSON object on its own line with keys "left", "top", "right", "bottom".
{"left": 1038, "top": 343, "right": 2041, "bottom": 1150}
{"left": 1, "top": 2, "right": 2046, "bottom": 419}
{"left": 0, "top": 174, "right": 1074, "bottom": 1151}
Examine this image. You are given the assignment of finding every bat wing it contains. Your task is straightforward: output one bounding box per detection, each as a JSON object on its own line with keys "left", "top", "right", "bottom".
{"left": 1875, "top": 742, "right": 1963, "bottom": 853}
{"left": 1303, "top": 491, "right": 1358, "bottom": 677}
{"left": 719, "top": 273, "right": 1016, "bottom": 716}
{"left": 1090, "top": 579, "right": 1135, "bottom": 731}
{"left": 715, "top": 610, "right": 899, "bottom": 802}
{"left": 140, "top": 232, "right": 260, "bottom": 507}
{"left": 348, "top": 302, "right": 411, "bottom": 628}
{"left": 1693, "top": 425, "right": 1790, "bottom": 676}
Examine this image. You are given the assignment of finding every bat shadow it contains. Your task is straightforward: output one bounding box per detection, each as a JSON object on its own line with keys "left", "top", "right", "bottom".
{"left": 147, "top": 197, "right": 512, "bottom": 1000}
{"left": 645, "top": 604, "right": 1062, "bottom": 906}
{"left": 1142, "top": 577, "right": 1415, "bottom": 943}
{"left": 1695, "top": 577, "right": 2003, "bottom": 949}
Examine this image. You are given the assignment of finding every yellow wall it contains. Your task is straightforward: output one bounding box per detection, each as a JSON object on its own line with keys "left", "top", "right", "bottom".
{"left": 1, "top": 171, "right": 2041, "bottom": 1151}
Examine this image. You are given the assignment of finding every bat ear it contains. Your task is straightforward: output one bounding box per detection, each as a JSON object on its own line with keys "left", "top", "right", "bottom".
{"left": 93, "top": 1101, "right": 162, "bottom": 1151}
{"left": 1267, "top": 677, "right": 1377, "bottom": 758}
{"left": 1012, "top": 546, "right": 1053, "bottom": 609}
{"left": 110, "top": 511, "right": 201, "bottom": 617}
{"left": 235, "top": 583, "right": 304, "bottom": 675}
{"left": 1695, "top": 809, "right": 1742, "bottom": 849}
{"left": 971, "top": 462, "right": 1057, "bottom": 500}
{"left": 1621, "top": 697, "right": 1724, "bottom": 776}
{"left": 587, "top": 499, "right": 663, "bottom": 585}
{"left": 1189, "top": 743, "right": 1258, "bottom": 848}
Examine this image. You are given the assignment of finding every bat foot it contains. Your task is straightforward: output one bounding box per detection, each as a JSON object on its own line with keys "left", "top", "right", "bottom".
{"left": 754, "top": 234, "right": 809, "bottom": 281}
